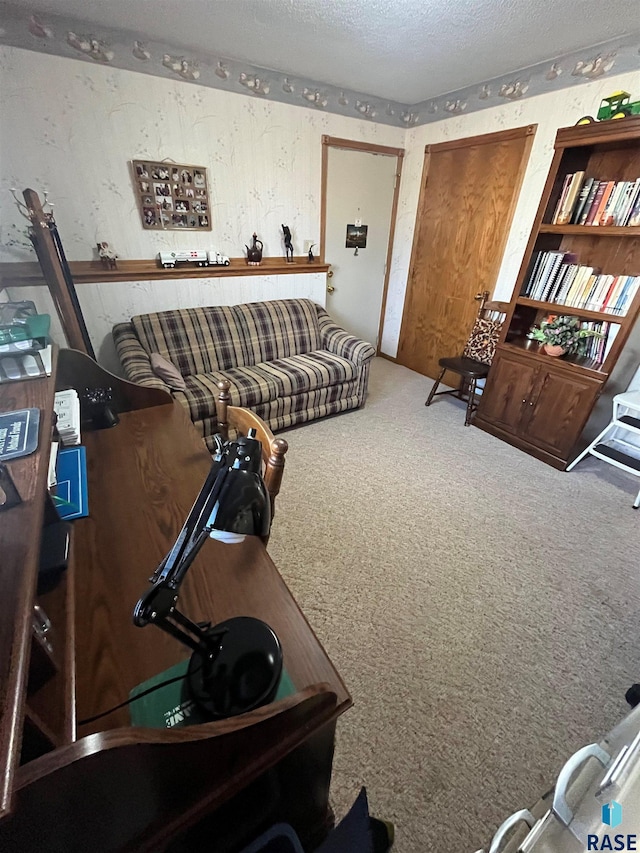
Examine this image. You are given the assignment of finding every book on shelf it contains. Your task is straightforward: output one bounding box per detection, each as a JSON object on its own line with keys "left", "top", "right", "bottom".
{"left": 554, "top": 172, "right": 585, "bottom": 225}
{"left": 555, "top": 262, "right": 579, "bottom": 304}
{"left": 586, "top": 274, "right": 614, "bottom": 311}
{"left": 540, "top": 254, "right": 568, "bottom": 302}
{"left": 577, "top": 181, "right": 600, "bottom": 224}
{"left": 552, "top": 173, "right": 640, "bottom": 227}
{"left": 521, "top": 251, "right": 640, "bottom": 315}
{"left": 570, "top": 177, "right": 595, "bottom": 224}
{"left": 579, "top": 321, "right": 620, "bottom": 365}
{"left": 607, "top": 181, "right": 638, "bottom": 227}
{"left": 566, "top": 265, "right": 595, "bottom": 307}
{"left": 592, "top": 181, "right": 615, "bottom": 226}
{"left": 628, "top": 192, "right": 640, "bottom": 227}
{"left": 533, "top": 251, "right": 564, "bottom": 300}
{"left": 551, "top": 174, "right": 573, "bottom": 224}
{"left": 616, "top": 179, "right": 640, "bottom": 225}
{"left": 600, "top": 182, "right": 626, "bottom": 227}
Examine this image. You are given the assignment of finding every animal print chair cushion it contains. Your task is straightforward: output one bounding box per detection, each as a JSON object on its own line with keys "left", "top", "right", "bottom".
{"left": 462, "top": 317, "right": 502, "bottom": 365}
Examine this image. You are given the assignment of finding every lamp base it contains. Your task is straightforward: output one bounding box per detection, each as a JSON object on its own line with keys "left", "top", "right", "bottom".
{"left": 187, "top": 616, "right": 283, "bottom": 719}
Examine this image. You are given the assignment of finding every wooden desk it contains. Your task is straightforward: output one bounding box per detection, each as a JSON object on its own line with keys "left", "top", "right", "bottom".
{"left": 0, "top": 349, "right": 351, "bottom": 852}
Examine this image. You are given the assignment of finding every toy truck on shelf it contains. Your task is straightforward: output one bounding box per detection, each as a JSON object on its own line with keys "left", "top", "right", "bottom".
{"left": 576, "top": 91, "right": 640, "bottom": 125}
{"left": 158, "top": 250, "right": 230, "bottom": 268}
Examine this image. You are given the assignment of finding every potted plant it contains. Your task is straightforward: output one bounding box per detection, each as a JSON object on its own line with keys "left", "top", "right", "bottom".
{"left": 528, "top": 314, "right": 604, "bottom": 357}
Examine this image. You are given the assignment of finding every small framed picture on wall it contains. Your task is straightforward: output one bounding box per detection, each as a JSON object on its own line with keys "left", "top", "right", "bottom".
{"left": 131, "top": 160, "right": 212, "bottom": 231}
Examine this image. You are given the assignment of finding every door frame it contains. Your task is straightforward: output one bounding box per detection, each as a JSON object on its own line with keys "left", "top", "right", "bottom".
{"left": 320, "top": 135, "right": 404, "bottom": 352}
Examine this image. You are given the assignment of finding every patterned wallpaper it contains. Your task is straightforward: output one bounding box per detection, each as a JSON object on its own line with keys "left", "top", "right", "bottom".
{"left": 0, "top": 48, "right": 638, "bottom": 376}
{"left": 0, "top": 1, "right": 638, "bottom": 129}
{"left": 0, "top": 45, "right": 403, "bottom": 371}
{"left": 380, "top": 69, "right": 640, "bottom": 357}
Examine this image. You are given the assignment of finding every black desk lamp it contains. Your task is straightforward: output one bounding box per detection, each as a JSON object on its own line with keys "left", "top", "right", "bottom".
{"left": 133, "top": 430, "right": 283, "bottom": 719}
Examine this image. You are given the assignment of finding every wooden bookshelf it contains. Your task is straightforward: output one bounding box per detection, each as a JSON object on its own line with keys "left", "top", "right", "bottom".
{"left": 475, "top": 117, "right": 640, "bottom": 469}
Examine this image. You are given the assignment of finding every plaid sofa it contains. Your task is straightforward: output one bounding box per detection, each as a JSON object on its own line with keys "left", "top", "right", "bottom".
{"left": 113, "top": 298, "right": 376, "bottom": 451}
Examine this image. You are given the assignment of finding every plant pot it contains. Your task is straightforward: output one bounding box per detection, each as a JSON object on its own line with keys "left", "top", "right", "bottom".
{"left": 543, "top": 344, "right": 566, "bottom": 357}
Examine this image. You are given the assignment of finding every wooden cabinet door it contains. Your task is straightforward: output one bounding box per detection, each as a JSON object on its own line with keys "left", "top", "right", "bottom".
{"left": 521, "top": 367, "right": 600, "bottom": 458}
{"left": 477, "top": 350, "right": 538, "bottom": 434}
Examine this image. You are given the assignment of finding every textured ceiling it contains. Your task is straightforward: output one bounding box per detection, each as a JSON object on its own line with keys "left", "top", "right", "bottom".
{"left": 5, "top": 0, "right": 640, "bottom": 102}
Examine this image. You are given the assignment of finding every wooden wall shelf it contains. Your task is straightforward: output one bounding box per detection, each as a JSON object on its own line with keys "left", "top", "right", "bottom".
{"left": 0, "top": 257, "right": 330, "bottom": 288}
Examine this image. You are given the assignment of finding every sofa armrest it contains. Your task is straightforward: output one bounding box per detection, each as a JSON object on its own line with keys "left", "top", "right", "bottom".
{"left": 112, "top": 322, "right": 171, "bottom": 394}
{"left": 316, "top": 309, "right": 376, "bottom": 364}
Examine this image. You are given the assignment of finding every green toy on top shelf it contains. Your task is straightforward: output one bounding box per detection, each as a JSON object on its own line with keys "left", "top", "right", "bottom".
{"left": 576, "top": 90, "right": 640, "bottom": 125}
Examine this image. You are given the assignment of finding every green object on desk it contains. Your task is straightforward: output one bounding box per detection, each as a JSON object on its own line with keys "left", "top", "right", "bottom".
{"left": 129, "top": 659, "right": 295, "bottom": 728}
{"left": 0, "top": 314, "right": 50, "bottom": 347}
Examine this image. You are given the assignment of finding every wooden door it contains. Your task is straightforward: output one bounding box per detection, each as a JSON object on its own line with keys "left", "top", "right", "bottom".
{"left": 521, "top": 367, "right": 600, "bottom": 458}
{"left": 397, "top": 126, "right": 536, "bottom": 379}
{"left": 476, "top": 349, "right": 537, "bottom": 434}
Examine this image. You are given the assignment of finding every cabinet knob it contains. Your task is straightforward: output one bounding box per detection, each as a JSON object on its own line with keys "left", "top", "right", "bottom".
{"left": 529, "top": 401, "right": 534, "bottom": 406}
{"left": 522, "top": 399, "right": 526, "bottom": 404}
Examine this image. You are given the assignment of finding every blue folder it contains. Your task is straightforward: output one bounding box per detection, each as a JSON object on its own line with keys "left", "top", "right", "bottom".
{"left": 54, "top": 445, "right": 88, "bottom": 520}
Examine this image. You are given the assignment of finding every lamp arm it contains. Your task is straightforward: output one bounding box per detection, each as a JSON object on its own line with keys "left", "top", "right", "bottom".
{"left": 133, "top": 578, "right": 227, "bottom": 655}
{"left": 150, "top": 458, "right": 227, "bottom": 585}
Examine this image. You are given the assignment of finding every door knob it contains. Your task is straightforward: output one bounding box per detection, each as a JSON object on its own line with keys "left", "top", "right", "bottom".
{"left": 327, "top": 284, "right": 335, "bottom": 293}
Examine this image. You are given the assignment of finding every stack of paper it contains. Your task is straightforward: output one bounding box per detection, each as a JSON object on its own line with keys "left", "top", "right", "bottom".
{"left": 54, "top": 389, "right": 81, "bottom": 446}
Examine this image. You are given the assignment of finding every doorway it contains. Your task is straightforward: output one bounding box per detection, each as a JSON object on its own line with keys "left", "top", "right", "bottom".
{"left": 397, "top": 125, "right": 536, "bottom": 379}
{"left": 320, "top": 136, "right": 404, "bottom": 348}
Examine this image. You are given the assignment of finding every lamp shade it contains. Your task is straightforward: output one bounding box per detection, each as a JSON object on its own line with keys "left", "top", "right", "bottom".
{"left": 206, "top": 433, "right": 271, "bottom": 539}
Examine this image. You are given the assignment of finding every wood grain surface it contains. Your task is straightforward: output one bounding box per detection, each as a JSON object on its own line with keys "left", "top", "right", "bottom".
{"left": 397, "top": 125, "right": 535, "bottom": 380}
{"left": 0, "top": 350, "right": 351, "bottom": 849}
{"left": 0, "top": 354, "right": 58, "bottom": 819}
{"left": 0, "top": 256, "right": 330, "bottom": 288}
{"left": 69, "top": 398, "right": 350, "bottom": 732}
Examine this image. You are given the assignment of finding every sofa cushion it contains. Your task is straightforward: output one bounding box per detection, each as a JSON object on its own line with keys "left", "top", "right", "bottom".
{"left": 232, "top": 299, "right": 321, "bottom": 365}
{"left": 130, "top": 299, "right": 322, "bottom": 377}
{"left": 150, "top": 353, "right": 187, "bottom": 391}
{"left": 182, "top": 350, "right": 357, "bottom": 421}
{"left": 132, "top": 305, "right": 245, "bottom": 377}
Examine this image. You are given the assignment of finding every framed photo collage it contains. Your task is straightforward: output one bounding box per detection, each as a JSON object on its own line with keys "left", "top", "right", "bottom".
{"left": 131, "top": 160, "right": 211, "bottom": 231}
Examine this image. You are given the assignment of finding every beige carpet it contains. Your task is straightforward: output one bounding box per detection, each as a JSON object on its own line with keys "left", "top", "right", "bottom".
{"left": 268, "top": 357, "right": 640, "bottom": 853}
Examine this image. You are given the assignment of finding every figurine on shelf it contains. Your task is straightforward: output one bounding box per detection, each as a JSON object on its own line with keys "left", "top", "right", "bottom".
{"left": 307, "top": 244, "right": 316, "bottom": 263}
{"left": 97, "top": 241, "right": 118, "bottom": 270}
{"left": 245, "top": 233, "right": 263, "bottom": 266}
{"left": 282, "top": 224, "right": 294, "bottom": 263}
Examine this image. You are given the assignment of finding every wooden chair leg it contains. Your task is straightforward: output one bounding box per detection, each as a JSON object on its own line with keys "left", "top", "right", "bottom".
{"left": 425, "top": 368, "right": 446, "bottom": 407}
{"left": 216, "top": 378, "right": 231, "bottom": 440}
{"left": 464, "top": 377, "right": 477, "bottom": 426}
